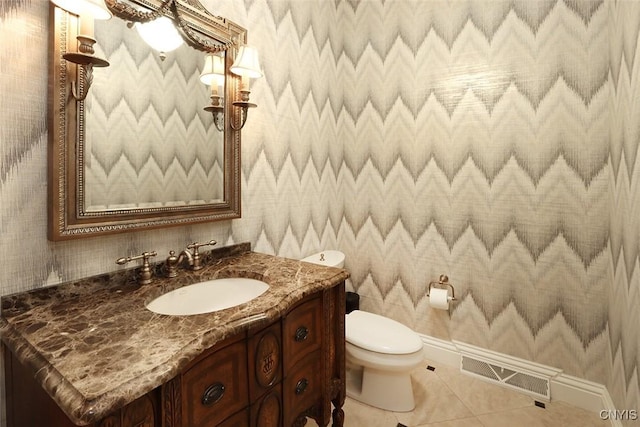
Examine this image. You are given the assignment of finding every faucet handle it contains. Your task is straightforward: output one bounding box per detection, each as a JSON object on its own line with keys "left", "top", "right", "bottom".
{"left": 116, "top": 251, "right": 157, "bottom": 285}
{"left": 186, "top": 240, "right": 217, "bottom": 253}
{"left": 185, "top": 240, "right": 217, "bottom": 271}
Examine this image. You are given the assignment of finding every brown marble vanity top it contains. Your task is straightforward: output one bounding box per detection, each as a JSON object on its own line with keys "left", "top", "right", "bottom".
{"left": 0, "top": 243, "right": 349, "bottom": 426}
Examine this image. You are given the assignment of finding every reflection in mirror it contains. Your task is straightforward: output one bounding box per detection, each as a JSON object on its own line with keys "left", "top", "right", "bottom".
{"left": 48, "top": 2, "right": 246, "bottom": 240}
{"left": 84, "top": 18, "right": 225, "bottom": 212}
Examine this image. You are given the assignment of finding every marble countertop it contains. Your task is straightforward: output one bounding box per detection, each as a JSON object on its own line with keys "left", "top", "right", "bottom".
{"left": 0, "top": 243, "right": 349, "bottom": 425}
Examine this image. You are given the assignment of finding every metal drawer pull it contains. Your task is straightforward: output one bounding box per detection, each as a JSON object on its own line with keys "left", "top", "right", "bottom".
{"left": 295, "top": 378, "right": 309, "bottom": 395}
{"left": 201, "top": 382, "right": 225, "bottom": 405}
{"left": 294, "top": 326, "right": 309, "bottom": 342}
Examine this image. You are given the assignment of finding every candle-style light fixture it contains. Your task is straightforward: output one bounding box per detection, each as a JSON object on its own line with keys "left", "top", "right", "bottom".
{"left": 50, "top": 0, "right": 111, "bottom": 101}
{"left": 200, "top": 53, "right": 226, "bottom": 132}
{"left": 229, "top": 45, "right": 263, "bottom": 130}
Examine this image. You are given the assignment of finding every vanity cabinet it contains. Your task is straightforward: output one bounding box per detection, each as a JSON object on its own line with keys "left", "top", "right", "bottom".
{"left": 4, "top": 282, "right": 346, "bottom": 427}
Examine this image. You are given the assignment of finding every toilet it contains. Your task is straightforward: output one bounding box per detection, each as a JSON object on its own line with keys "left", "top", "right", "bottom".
{"left": 301, "top": 250, "right": 424, "bottom": 412}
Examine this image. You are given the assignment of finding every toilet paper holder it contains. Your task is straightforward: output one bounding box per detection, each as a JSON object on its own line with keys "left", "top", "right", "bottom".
{"left": 427, "top": 274, "right": 456, "bottom": 301}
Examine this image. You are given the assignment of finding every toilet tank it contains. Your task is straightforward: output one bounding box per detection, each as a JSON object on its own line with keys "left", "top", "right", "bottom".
{"left": 301, "top": 250, "right": 345, "bottom": 268}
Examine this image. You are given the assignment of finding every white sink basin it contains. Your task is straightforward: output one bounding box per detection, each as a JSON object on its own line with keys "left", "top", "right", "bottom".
{"left": 146, "top": 278, "right": 269, "bottom": 316}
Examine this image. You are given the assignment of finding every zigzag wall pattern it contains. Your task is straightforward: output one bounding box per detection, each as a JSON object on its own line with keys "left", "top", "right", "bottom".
{"left": 0, "top": 0, "right": 638, "bottom": 422}
{"left": 85, "top": 17, "right": 224, "bottom": 208}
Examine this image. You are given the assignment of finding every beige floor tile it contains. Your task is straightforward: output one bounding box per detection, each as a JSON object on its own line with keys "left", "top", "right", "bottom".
{"left": 415, "top": 416, "right": 486, "bottom": 426}
{"left": 308, "top": 359, "right": 606, "bottom": 427}
{"left": 476, "top": 401, "right": 609, "bottom": 427}
{"left": 431, "top": 362, "right": 534, "bottom": 415}
{"left": 394, "top": 365, "right": 475, "bottom": 426}
{"left": 342, "top": 397, "right": 400, "bottom": 427}
{"left": 543, "top": 401, "right": 610, "bottom": 426}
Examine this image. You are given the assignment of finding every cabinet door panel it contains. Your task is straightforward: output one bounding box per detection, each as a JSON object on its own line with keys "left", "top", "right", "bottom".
{"left": 283, "top": 351, "right": 322, "bottom": 426}
{"left": 249, "top": 321, "right": 282, "bottom": 401}
{"left": 250, "top": 384, "right": 282, "bottom": 427}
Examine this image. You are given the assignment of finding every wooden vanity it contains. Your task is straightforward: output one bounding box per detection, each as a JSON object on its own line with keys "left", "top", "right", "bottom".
{"left": 1, "top": 244, "right": 348, "bottom": 427}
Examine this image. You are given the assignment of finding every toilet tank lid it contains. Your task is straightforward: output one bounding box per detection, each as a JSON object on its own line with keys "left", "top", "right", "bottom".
{"left": 301, "top": 250, "right": 345, "bottom": 267}
{"left": 346, "top": 310, "right": 423, "bottom": 354}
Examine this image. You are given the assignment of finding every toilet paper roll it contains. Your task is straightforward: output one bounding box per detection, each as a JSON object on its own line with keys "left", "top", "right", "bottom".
{"left": 429, "top": 288, "right": 450, "bottom": 310}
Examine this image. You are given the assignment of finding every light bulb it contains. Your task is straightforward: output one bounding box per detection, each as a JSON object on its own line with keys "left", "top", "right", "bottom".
{"left": 135, "top": 17, "right": 183, "bottom": 55}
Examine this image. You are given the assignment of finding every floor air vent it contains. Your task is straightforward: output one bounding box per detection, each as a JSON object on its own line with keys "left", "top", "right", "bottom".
{"left": 460, "top": 354, "right": 551, "bottom": 400}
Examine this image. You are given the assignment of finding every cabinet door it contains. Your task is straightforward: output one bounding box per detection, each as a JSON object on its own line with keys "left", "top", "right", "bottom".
{"left": 248, "top": 321, "right": 282, "bottom": 401}
{"left": 250, "top": 384, "right": 282, "bottom": 427}
{"left": 283, "top": 351, "right": 322, "bottom": 426}
{"left": 181, "top": 340, "right": 248, "bottom": 427}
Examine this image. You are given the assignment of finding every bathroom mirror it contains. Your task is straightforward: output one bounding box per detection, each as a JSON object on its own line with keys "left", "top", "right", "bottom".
{"left": 48, "top": 0, "right": 246, "bottom": 240}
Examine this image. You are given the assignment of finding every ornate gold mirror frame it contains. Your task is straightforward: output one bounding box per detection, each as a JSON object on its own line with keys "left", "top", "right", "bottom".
{"left": 48, "top": 0, "right": 246, "bottom": 240}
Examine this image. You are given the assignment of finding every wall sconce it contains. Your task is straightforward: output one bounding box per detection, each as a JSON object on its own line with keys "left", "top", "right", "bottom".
{"left": 134, "top": 16, "right": 184, "bottom": 61}
{"left": 50, "top": 0, "right": 111, "bottom": 101}
{"left": 200, "top": 53, "right": 226, "bottom": 132}
{"left": 229, "top": 45, "right": 263, "bottom": 130}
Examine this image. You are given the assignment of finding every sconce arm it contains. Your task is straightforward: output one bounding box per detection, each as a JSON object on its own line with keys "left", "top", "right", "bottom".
{"left": 230, "top": 101, "right": 256, "bottom": 131}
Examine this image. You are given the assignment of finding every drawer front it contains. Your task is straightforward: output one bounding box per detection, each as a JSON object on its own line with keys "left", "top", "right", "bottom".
{"left": 283, "top": 351, "right": 322, "bottom": 426}
{"left": 181, "top": 340, "right": 248, "bottom": 427}
{"left": 283, "top": 297, "right": 322, "bottom": 368}
{"left": 248, "top": 321, "right": 282, "bottom": 401}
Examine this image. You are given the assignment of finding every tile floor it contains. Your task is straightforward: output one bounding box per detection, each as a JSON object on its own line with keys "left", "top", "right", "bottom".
{"left": 309, "top": 359, "right": 610, "bottom": 427}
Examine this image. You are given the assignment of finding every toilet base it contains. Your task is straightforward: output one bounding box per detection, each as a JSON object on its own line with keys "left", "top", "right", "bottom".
{"left": 346, "top": 363, "right": 416, "bottom": 412}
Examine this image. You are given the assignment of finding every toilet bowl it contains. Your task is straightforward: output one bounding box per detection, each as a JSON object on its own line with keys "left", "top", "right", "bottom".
{"left": 301, "top": 250, "right": 424, "bottom": 412}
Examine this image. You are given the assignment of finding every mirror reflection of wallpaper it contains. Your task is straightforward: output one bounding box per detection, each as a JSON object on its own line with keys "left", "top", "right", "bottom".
{"left": 84, "top": 17, "right": 224, "bottom": 211}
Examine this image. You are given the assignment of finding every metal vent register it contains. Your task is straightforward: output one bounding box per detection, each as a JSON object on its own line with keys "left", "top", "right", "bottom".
{"left": 461, "top": 355, "right": 550, "bottom": 399}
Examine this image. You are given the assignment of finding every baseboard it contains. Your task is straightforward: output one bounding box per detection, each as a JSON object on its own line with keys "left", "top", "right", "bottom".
{"left": 419, "top": 334, "right": 460, "bottom": 368}
{"left": 550, "top": 374, "right": 622, "bottom": 427}
{"left": 419, "top": 334, "right": 619, "bottom": 425}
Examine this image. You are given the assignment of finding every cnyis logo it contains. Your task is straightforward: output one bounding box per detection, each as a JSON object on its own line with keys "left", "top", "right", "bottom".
{"left": 599, "top": 409, "right": 638, "bottom": 421}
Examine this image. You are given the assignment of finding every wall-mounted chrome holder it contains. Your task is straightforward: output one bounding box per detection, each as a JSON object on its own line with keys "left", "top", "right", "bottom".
{"left": 427, "top": 274, "right": 456, "bottom": 300}
{"left": 427, "top": 274, "right": 456, "bottom": 314}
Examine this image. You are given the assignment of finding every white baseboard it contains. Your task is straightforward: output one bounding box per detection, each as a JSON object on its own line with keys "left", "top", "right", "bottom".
{"left": 419, "top": 334, "right": 619, "bottom": 426}
{"left": 550, "top": 374, "right": 621, "bottom": 427}
{"left": 419, "top": 334, "right": 460, "bottom": 368}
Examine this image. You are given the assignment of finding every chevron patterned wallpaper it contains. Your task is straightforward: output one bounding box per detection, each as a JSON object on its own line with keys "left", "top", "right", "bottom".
{"left": 1, "top": 0, "right": 639, "bottom": 422}
{"left": 85, "top": 17, "right": 225, "bottom": 210}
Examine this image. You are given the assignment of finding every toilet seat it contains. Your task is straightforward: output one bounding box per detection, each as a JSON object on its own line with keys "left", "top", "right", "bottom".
{"left": 346, "top": 310, "right": 423, "bottom": 354}
{"left": 346, "top": 342, "right": 424, "bottom": 371}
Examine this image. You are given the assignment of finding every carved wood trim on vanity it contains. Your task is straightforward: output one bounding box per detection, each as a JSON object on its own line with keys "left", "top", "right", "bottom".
{"left": 162, "top": 377, "right": 182, "bottom": 427}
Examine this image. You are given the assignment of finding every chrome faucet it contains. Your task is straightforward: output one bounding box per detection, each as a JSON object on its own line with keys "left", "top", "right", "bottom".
{"left": 166, "top": 240, "right": 217, "bottom": 276}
